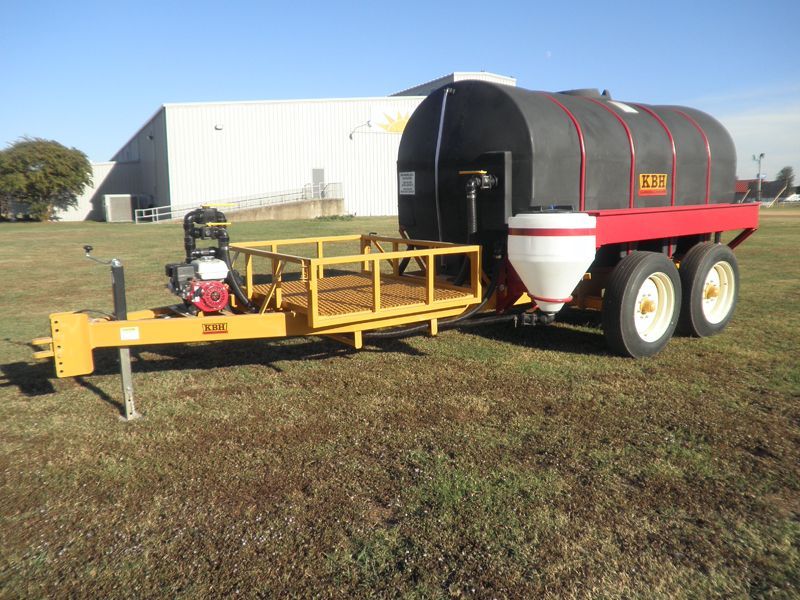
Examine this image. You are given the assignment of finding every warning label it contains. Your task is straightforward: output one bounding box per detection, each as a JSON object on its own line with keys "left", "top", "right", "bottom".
{"left": 119, "top": 327, "right": 140, "bottom": 341}
{"left": 639, "top": 173, "right": 668, "bottom": 196}
{"left": 399, "top": 171, "right": 415, "bottom": 195}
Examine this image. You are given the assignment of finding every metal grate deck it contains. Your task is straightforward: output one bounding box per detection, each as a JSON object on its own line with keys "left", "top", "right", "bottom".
{"left": 252, "top": 273, "right": 473, "bottom": 317}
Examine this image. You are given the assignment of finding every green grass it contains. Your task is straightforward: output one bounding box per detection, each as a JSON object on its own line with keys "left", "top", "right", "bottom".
{"left": 1, "top": 210, "right": 798, "bottom": 598}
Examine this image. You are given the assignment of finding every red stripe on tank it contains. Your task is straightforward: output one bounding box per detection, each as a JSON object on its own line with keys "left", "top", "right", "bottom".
{"left": 545, "top": 95, "right": 586, "bottom": 211}
{"left": 672, "top": 109, "right": 712, "bottom": 204}
{"left": 633, "top": 104, "right": 677, "bottom": 206}
{"left": 508, "top": 228, "right": 596, "bottom": 236}
{"left": 584, "top": 97, "right": 637, "bottom": 209}
{"left": 532, "top": 294, "right": 574, "bottom": 304}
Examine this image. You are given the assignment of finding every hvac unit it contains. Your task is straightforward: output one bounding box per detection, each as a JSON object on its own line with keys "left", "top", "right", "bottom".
{"left": 103, "top": 194, "right": 135, "bottom": 223}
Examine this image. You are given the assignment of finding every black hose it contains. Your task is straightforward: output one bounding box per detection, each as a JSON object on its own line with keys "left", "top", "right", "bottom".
{"left": 183, "top": 208, "right": 202, "bottom": 261}
{"left": 451, "top": 313, "right": 520, "bottom": 328}
{"left": 217, "top": 243, "right": 257, "bottom": 312}
{"left": 451, "top": 255, "right": 469, "bottom": 287}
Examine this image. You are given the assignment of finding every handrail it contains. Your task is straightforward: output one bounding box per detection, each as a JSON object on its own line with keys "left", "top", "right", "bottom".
{"left": 310, "top": 246, "right": 474, "bottom": 265}
{"left": 362, "top": 234, "right": 468, "bottom": 249}
{"left": 235, "top": 234, "right": 469, "bottom": 251}
{"left": 134, "top": 182, "right": 343, "bottom": 223}
{"left": 231, "top": 234, "right": 481, "bottom": 328}
{"left": 233, "top": 234, "right": 361, "bottom": 248}
{"left": 229, "top": 247, "right": 310, "bottom": 265}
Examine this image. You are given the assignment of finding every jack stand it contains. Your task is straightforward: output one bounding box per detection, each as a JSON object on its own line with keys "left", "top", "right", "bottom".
{"left": 111, "top": 259, "right": 141, "bottom": 421}
{"left": 118, "top": 347, "right": 141, "bottom": 421}
{"left": 85, "top": 246, "right": 142, "bottom": 422}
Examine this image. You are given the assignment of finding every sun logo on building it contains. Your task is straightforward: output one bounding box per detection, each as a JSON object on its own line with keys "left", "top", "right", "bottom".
{"left": 376, "top": 112, "right": 410, "bottom": 133}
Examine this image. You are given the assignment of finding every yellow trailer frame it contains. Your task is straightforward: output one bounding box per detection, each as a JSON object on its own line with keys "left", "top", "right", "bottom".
{"left": 33, "top": 234, "right": 484, "bottom": 380}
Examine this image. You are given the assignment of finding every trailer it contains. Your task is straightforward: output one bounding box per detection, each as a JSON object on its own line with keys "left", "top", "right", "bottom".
{"left": 33, "top": 82, "right": 759, "bottom": 418}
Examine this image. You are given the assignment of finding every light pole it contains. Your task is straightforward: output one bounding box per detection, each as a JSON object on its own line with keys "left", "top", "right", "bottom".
{"left": 752, "top": 153, "right": 765, "bottom": 203}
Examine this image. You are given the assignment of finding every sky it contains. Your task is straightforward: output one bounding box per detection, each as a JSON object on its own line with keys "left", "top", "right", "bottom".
{"left": 1, "top": 0, "right": 798, "bottom": 181}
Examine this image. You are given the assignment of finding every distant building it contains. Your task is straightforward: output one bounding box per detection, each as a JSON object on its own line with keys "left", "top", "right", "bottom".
{"left": 734, "top": 179, "right": 752, "bottom": 202}
{"left": 735, "top": 178, "right": 793, "bottom": 204}
{"left": 62, "top": 72, "right": 516, "bottom": 221}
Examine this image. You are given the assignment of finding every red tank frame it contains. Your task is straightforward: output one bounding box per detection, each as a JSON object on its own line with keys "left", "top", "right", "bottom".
{"left": 590, "top": 202, "right": 759, "bottom": 251}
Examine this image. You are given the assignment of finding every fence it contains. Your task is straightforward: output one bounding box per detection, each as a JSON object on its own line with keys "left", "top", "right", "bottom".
{"left": 133, "top": 182, "right": 343, "bottom": 224}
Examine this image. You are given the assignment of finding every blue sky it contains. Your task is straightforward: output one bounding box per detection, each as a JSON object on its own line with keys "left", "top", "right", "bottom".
{"left": 1, "top": 0, "right": 798, "bottom": 180}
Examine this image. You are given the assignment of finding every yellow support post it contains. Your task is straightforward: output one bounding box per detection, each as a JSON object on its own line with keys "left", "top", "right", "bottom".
{"left": 316, "top": 240, "right": 324, "bottom": 279}
{"left": 245, "top": 254, "right": 253, "bottom": 298}
{"left": 429, "top": 318, "right": 438, "bottom": 336}
{"left": 361, "top": 242, "right": 371, "bottom": 274}
{"left": 307, "top": 262, "right": 319, "bottom": 327}
{"left": 326, "top": 330, "right": 363, "bottom": 349}
{"left": 425, "top": 252, "right": 435, "bottom": 304}
{"left": 470, "top": 253, "right": 482, "bottom": 299}
{"left": 372, "top": 257, "right": 381, "bottom": 312}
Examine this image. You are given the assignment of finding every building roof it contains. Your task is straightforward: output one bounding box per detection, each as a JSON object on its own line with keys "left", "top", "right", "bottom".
{"left": 735, "top": 180, "right": 752, "bottom": 194}
{"left": 108, "top": 72, "right": 515, "bottom": 161}
{"left": 391, "top": 71, "right": 517, "bottom": 96}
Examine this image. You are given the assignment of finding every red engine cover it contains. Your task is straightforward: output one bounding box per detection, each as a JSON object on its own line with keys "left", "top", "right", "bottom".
{"left": 190, "top": 280, "right": 229, "bottom": 312}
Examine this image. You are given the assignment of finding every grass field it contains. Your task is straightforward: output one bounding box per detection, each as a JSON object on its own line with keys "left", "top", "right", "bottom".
{"left": 1, "top": 210, "right": 798, "bottom": 598}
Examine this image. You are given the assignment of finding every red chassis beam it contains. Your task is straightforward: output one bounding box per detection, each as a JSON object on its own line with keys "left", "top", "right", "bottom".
{"left": 588, "top": 203, "right": 759, "bottom": 248}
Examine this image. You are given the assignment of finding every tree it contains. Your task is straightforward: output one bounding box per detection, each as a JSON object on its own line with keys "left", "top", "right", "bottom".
{"left": 775, "top": 166, "right": 795, "bottom": 191}
{"left": 0, "top": 137, "right": 92, "bottom": 220}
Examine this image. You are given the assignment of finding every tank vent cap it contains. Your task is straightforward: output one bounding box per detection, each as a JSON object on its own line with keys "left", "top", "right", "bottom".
{"left": 558, "top": 88, "right": 602, "bottom": 98}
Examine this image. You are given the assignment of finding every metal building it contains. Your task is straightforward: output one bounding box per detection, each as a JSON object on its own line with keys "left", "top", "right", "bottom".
{"left": 392, "top": 71, "right": 517, "bottom": 97}
{"left": 62, "top": 72, "right": 515, "bottom": 221}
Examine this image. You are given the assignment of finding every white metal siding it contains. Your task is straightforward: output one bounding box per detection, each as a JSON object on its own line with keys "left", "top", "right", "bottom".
{"left": 57, "top": 161, "right": 141, "bottom": 221}
{"left": 110, "top": 108, "right": 171, "bottom": 208}
{"left": 164, "top": 97, "right": 423, "bottom": 216}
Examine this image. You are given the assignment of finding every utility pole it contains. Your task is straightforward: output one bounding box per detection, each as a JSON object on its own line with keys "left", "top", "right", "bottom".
{"left": 752, "top": 153, "right": 765, "bottom": 203}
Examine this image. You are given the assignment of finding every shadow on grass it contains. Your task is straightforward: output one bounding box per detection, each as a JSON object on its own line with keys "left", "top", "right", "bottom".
{"left": 96, "top": 336, "right": 426, "bottom": 377}
{"left": 0, "top": 358, "right": 126, "bottom": 416}
{"left": 0, "top": 360, "right": 56, "bottom": 396}
{"left": 74, "top": 376, "right": 126, "bottom": 416}
{"left": 515, "top": 308, "right": 609, "bottom": 356}
{"left": 0, "top": 336, "right": 427, "bottom": 406}
{"left": 364, "top": 308, "right": 609, "bottom": 357}
{"left": 1, "top": 310, "right": 605, "bottom": 407}
{"left": 476, "top": 321, "right": 608, "bottom": 356}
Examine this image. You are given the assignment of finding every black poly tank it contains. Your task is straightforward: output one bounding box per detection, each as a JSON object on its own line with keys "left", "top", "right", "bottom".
{"left": 397, "top": 81, "right": 736, "bottom": 245}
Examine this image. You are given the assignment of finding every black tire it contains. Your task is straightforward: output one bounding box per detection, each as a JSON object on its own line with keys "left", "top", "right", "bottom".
{"left": 602, "top": 251, "right": 682, "bottom": 358}
{"left": 678, "top": 243, "right": 739, "bottom": 337}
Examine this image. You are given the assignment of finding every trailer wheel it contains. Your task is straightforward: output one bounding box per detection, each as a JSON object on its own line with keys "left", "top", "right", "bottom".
{"left": 678, "top": 243, "right": 739, "bottom": 337}
{"left": 602, "top": 252, "right": 681, "bottom": 358}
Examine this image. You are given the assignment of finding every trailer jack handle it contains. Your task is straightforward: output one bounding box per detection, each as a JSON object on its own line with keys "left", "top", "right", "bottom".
{"left": 84, "top": 245, "right": 141, "bottom": 421}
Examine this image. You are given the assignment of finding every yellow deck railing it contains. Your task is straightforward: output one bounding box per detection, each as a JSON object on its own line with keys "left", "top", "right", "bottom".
{"left": 230, "top": 235, "right": 482, "bottom": 328}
